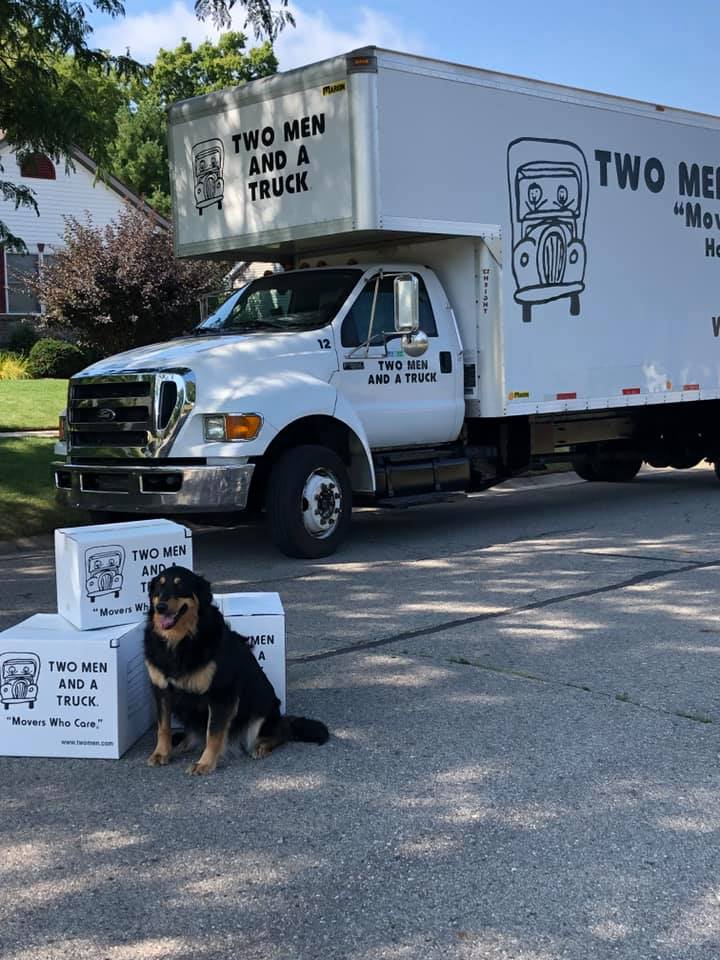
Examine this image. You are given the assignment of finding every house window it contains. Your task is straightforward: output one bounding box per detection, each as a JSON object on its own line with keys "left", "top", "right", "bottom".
{"left": 4, "top": 253, "right": 54, "bottom": 314}
{"left": 19, "top": 154, "right": 56, "bottom": 180}
{"left": 6, "top": 254, "right": 40, "bottom": 314}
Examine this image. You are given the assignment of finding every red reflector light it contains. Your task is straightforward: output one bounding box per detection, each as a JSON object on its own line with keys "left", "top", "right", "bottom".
{"left": 683, "top": 383, "right": 700, "bottom": 391}
{"left": 556, "top": 392, "right": 577, "bottom": 400}
{"left": 622, "top": 388, "right": 641, "bottom": 395}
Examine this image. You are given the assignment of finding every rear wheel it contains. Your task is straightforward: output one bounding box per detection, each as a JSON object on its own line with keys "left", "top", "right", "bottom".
{"left": 266, "top": 445, "right": 352, "bottom": 559}
{"left": 572, "top": 455, "right": 642, "bottom": 482}
{"left": 591, "top": 457, "right": 643, "bottom": 482}
{"left": 571, "top": 456, "right": 596, "bottom": 481}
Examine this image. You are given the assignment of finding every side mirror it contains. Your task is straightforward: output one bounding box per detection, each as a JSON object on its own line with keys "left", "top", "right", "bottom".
{"left": 394, "top": 274, "right": 428, "bottom": 357}
{"left": 393, "top": 274, "right": 419, "bottom": 334}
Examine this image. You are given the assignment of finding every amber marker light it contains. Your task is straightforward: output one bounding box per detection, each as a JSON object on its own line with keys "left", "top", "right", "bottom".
{"left": 225, "top": 414, "right": 262, "bottom": 441}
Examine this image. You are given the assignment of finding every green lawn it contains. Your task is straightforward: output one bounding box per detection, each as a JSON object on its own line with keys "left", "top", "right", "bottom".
{"left": 0, "top": 379, "right": 68, "bottom": 431}
{"left": 0, "top": 437, "right": 86, "bottom": 540}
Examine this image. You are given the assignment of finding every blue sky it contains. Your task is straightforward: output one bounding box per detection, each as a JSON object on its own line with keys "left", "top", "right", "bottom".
{"left": 92, "top": 0, "right": 720, "bottom": 115}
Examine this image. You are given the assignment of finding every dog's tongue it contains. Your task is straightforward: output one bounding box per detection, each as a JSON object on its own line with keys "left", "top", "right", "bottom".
{"left": 160, "top": 614, "right": 177, "bottom": 630}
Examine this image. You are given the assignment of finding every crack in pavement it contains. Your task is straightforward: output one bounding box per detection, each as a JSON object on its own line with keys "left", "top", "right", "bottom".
{"left": 438, "top": 655, "right": 715, "bottom": 726}
{"left": 291, "top": 558, "right": 720, "bottom": 664}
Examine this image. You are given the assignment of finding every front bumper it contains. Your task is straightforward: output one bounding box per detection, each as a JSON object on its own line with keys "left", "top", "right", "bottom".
{"left": 53, "top": 461, "right": 255, "bottom": 514}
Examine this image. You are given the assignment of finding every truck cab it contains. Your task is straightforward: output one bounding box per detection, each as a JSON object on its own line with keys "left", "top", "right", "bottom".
{"left": 55, "top": 260, "right": 476, "bottom": 558}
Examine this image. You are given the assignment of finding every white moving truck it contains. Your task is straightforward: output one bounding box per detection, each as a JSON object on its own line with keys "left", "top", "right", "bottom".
{"left": 54, "top": 48, "right": 720, "bottom": 557}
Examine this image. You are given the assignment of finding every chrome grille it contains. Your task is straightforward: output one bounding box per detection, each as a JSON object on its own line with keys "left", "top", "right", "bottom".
{"left": 67, "top": 370, "right": 195, "bottom": 458}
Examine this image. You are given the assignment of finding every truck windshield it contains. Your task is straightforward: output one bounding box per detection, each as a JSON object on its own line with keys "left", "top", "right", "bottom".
{"left": 195, "top": 269, "right": 363, "bottom": 334}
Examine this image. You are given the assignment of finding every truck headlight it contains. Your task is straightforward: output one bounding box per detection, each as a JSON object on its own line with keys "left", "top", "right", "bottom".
{"left": 204, "top": 414, "right": 263, "bottom": 442}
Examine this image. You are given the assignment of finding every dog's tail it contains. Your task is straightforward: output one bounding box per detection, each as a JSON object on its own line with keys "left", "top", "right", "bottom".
{"left": 287, "top": 715, "right": 329, "bottom": 745}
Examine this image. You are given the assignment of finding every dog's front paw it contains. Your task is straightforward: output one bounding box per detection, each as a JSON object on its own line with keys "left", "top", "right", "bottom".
{"left": 186, "top": 759, "right": 216, "bottom": 776}
{"left": 147, "top": 750, "right": 171, "bottom": 767}
{"left": 252, "top": 742, "right": 273, "bottom": 759}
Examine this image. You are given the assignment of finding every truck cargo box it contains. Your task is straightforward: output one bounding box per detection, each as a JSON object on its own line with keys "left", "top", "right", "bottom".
{"left": 168, "top": 47, "right": 720, "bottom": 416}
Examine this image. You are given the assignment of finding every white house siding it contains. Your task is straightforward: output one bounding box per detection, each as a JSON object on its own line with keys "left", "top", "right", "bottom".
{"left": 0, "top": 147, "right": 127, "bottom": 248}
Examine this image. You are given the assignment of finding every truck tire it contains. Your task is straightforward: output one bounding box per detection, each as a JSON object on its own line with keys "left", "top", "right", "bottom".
{"left": 571, "top": 457, "right": 597, "bottom": 481}
{"left": 591, "top": 457, "right": 643, "bottom": 482}
{"left": 266, "top": 445, "right": 352, "bottom": 559}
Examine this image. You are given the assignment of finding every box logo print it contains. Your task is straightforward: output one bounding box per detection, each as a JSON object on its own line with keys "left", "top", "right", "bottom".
{"left": 507, "top": 138, "right": 589, "bottom": 323}
{"left": 1, "top": 652, "right": 40, "bottom": 709}
{"left": 85, "top": 545, "right": 125, "bottom": 602}
{"left": 192, "top": 138, "right": 224, "bottom": 215}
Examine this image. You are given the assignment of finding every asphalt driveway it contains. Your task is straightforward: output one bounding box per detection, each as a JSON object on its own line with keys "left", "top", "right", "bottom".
{"left": 2, "top": 467, "right": 720, "bottom": 959}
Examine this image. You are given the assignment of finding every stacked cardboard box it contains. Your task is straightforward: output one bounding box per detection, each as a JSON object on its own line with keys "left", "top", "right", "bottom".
{"left": 1, "top": 520, "right": 192, "bottom": 759}
{"left": 0, "top": 520, "right": 287, "bottom": 760}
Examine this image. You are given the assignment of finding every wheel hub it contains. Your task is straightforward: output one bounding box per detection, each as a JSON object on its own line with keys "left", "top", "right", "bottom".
{"left": 301, "top": 469, "right": 342, "bottom": 538}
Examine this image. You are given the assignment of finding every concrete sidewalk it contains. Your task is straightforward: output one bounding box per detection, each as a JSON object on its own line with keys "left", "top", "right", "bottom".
{"left": 2, "top": 466, "right": 720, "bottom": 959}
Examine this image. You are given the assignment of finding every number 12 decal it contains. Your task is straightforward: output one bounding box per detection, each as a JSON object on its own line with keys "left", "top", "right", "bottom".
{"left": 317, "top": 338, "right": 331, "bottom": 350}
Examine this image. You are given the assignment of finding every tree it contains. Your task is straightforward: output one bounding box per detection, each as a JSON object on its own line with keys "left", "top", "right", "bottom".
{"left": 111, "top": 33, "right": 277, "bottom": 218}
{"left": 150, "top": 32, "right": 278, "bottom": 104}
{"left": 194, "top": 0, "right": 294, "bottom": 39}
{"left": 111, "top": 97, "right": 171, "bottom": 217}
{"left": 33, "top": 208, "right": 226, "bottom": 355}
{"left": 52, "top": 56, "right": 128, "bottom": 159}
{"left": 0, "top": 0, "right": 139, "bottom": 250}
{"left": 0, "top": 0, "right": 289, "bottom": 249}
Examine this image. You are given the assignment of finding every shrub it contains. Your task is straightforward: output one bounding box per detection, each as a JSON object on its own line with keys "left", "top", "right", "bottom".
{"left": 0, "top": 352, "right": 31, "bottom": 380}
{"left": 33, "top": 209, "right": 225, "bottom": 356}
{"left": 27, "top": 339, "right": 88, "bottom": 379}
{"left": 5, "top": 320, "right": 40, "bottom": 356}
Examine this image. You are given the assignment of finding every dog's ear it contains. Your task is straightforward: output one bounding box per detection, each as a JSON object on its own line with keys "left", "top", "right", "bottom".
{"left": 193, "top": 572, "right": 213, "bottom": 608}
{"left": 148, "top": 573, "right": 160, "bottom": 599}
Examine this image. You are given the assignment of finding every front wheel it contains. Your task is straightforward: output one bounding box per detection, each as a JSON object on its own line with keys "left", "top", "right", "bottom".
{"left": 266, "top": 445, "right": 352, "bottom": 558}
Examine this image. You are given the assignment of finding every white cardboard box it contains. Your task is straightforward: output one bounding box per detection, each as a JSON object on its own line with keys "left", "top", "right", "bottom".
{"left": 0, "top": 615, "right": 153, "bottom": 759}
{"left": 55, "top": 519, "right": 193, "bottom": 631}
{"left": 216, "top": 593, "right": 286, "bottom": 713}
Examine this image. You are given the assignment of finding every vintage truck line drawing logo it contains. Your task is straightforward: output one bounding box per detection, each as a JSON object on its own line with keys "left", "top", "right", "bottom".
{"left": 192, "top": 138, "right": 224, "bottom": 215}
{"left": 1, "top": 652, "right": 40, "bottom": 709}
{"left": 507, "top": 138, "right": 589, "bottom": 323}
{"left": 85, "top": 545, "right": 125, "bottom": 602}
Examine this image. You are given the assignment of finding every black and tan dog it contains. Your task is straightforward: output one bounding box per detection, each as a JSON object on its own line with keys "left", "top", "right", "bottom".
{"left": 143, "top": 565, "right": 329, "bottom": 775}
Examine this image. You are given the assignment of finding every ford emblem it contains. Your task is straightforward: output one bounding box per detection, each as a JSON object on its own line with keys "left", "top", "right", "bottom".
{"left": 97, "top": 407, "right": 116, "bottom": 421}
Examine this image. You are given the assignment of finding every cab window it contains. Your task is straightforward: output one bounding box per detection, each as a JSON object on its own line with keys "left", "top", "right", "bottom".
{"left": 341, "top": 275, "right": 437, "bottom": 348}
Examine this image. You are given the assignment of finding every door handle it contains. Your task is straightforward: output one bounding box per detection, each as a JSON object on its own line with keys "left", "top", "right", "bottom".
{"left": 440, "top": 351, "right": 452, "bottom": 374}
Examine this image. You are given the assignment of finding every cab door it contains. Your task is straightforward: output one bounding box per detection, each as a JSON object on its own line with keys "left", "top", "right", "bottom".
{"left": 331, "top": 270, "right": 464, "bottom": 450}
